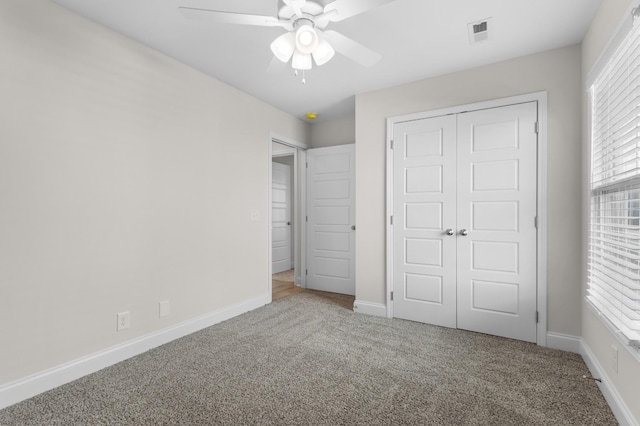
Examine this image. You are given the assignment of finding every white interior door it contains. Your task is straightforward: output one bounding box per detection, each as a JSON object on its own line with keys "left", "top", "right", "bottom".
{"left": 391, "top": 102, "right": 538, "bottom": 343}
{"left": 456, "top": 103, "right": 538, "bottom": 342}
{"left": 392, "top": 115, "right": 458, "bottom": 327}
{"left": 272, "top": 161, "right": 291, "bottom": 274}
{"left": 306, "top": 145, "right": 355, "bottom": 295}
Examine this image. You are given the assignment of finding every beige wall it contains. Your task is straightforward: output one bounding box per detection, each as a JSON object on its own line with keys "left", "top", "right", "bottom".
{"left": 0, "top": 0, "right": 307, "bottom": 386}
{"left": 355, "top": 45, "right": 583, "bottom": 336}
{"left": 309, "top": 115, "right": 355, "bottom": 148}
{"left": 581, "top": 0, "right": 640, "bottom": 422}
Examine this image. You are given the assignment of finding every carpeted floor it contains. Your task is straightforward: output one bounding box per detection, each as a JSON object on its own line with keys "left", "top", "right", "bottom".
{"left": 0, "top": 292, "right": 616, "bottom": 425}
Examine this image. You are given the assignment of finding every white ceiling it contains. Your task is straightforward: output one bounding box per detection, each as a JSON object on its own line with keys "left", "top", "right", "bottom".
{"left": 50, "top": 0, "right": 602, "bottom": 123}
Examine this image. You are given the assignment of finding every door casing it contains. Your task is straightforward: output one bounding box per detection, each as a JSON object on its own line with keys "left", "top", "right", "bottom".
{"left": 386, "top": 92, "right": 548, "bottom": 346}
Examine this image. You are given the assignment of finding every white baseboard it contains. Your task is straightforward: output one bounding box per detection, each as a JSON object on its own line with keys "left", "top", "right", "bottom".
{"left": 353, "top": 300, "right": 387, "bottom": 317}
{"left": 0, "top": 294, "right": 270, "bottom": 410}
{"left": 546, "top": 332, "right": 581, "bottom": 353}
{"left": 581, "top": 340, "right": 638, "bottom": 426}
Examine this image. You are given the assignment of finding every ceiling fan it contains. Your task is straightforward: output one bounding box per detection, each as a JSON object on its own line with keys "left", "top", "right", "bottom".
{"left": 178, "top": 0, "right": 396, "bottom": 71}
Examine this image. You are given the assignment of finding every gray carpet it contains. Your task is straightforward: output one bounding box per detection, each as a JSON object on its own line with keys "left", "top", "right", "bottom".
{"left": 0, "top": 292, "right": 616, "bottom": 425}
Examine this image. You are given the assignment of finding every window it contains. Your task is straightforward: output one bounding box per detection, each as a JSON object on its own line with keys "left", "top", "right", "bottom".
{"left": 588, "top": 14, "right": 640, "bottom": 348}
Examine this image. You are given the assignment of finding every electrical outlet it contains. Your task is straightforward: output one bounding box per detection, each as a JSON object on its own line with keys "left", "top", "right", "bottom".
{"left": 251, "top": 210, "right": 260, "bottom": 221}
{"left": 611, "top": 345, "right": 618, "bottom": 374}
{"left": 159, "top": 300, "right": 170, "bottom": 318}
{"left": 117, "top": 311, "right": 130, "bottom": 332}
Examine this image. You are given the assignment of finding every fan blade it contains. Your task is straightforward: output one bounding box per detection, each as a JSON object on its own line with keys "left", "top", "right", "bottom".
{"left": 179, "top": 7, "right": 288, "bottom": 28}
{"left": 321, "top": 30, "right": 381, "bottom": 67}
{"left": 314, "top": 10, "right": 339, "bottom": 29}
{"left": 323, "top": 0, "right": 395, "bottom": 22}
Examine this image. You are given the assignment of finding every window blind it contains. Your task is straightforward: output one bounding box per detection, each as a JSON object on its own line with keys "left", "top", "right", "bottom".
{"left": 588, "top": 16, "right": 640, "bottom": 347}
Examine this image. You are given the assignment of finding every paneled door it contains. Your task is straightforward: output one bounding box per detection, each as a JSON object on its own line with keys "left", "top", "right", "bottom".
{"left": 272, "top": 161, "right": 291, "bottom": 274}
{"left": 391, "top": 115, "right": 458, "bottom": 327}
{"left": 392, "top": 102, "right": 538, "bottom": 343}
{"left": 456, "top": 103, "right": 538, "bottom": 342}
{"left": 306, "top": 145, "right": 355, "bottom": 295}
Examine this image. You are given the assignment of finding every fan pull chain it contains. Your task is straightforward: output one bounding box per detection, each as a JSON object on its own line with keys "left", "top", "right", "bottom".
{"left": 292, "top": 69, "right": 307, "bottom": 85}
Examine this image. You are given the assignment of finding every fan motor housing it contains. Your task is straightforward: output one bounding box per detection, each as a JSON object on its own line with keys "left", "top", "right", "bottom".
{"left": 278, "top": 1, "right": 323, "bottom": 20}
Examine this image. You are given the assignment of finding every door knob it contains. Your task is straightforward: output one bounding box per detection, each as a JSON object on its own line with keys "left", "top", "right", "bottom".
{"left": 287, "top": 222, "right": 291, "bottom": 225}
{"left": 445, "top": 228, "right": 454, "bottom": 236}
{"left": 351, "top": 225, "right": 356, "bottom": 230}
{"left": 459, "top": 229, "right": 469, "bottom": 236}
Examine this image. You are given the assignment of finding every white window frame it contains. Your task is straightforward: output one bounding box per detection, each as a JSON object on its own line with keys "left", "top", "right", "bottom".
{"left": 586, "top": 4, "right": 640, "bottom": 359}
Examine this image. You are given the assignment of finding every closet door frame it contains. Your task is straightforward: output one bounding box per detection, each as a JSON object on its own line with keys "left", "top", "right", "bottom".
{"left": 385, "top": 91, "right": 548, "bottom": 347}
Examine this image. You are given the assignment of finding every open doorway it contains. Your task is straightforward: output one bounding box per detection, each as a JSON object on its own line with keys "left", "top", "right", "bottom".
{"left": 271, "top": 139, "right": 305, "bottom": 301}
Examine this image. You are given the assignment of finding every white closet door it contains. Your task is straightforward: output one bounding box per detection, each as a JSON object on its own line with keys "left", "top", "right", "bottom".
{"left": 456, "top": 102, "right": 538, "bottom": 342}
{"left": 272, "top": 161, "right": 291, "bottom": 274}
{"left": 391, "top": 102, "right": 538, "bottom": 343}
{"left": 306, "top": 145, "right": 355, "bottom": 295}
{"left": 392, "top": 115, "right": 458, "bottom": 327}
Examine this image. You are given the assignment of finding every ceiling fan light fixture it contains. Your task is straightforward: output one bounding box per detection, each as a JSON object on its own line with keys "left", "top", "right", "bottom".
{"left": 295, "top": 23, "right": 319, "bottom": 54}
{"left": 270, "top": 31, "right": 296, "bottom": 62}
{"left": 179, "top": 0, "right": 390, "bottom": 77}
{"left": 312, "top": 37, "right": 335, "bottom": 66}
{"left": 292, "top": 50, "right": 312, "bottom": 70}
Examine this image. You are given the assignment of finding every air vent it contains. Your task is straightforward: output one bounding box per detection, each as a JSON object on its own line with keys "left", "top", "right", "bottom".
{"left": 468, "top": 18, "right": 492, "bottom": 44}
{"left": 473, "top": 21, "right": 487, "bottom": 33}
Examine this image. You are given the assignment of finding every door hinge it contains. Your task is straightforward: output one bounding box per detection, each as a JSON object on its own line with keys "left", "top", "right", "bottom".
{"left": 536, "top": 311, "right": 539, "bottom": 323}
{"left": 534, "top": 122, "right": 539, "bottom": 134}
{"left": 390, "top": 291, "right": 394, "bottom": 301}
{"left": 390, "top": 216, "right": 394, "bottom": 225}
{"left": 306, "top": 269, "right": 308, "bottom": 276}
{"left": 306, "top": 162, "right": 308, "bottom": 168}
{"left": 534, "top": 216, "right": 538, "bottom": 229}
{"left": 390, "top": 140, "right": 394, "bottom": 149}
{"left": 306, "top": 215, "right": 308, "bottom": 222}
